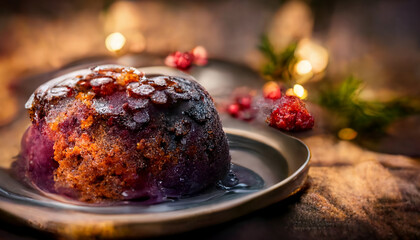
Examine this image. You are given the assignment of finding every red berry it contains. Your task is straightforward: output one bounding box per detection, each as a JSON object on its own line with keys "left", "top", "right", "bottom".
{"left": 227, "top": 103, "right": 240, "bottom": 117}
{"left": 164, "top": 55, "right": 177, "bottom": 67}
{"left": 263, "top": 81, "right": 282, "bottom": 100}
{"left": 165, "top": 51, "right": 194, "bottom": 70}
{"left": 191, "top": 46, "right": 208, "bottom": 66}
{"left": 264, "top": 88, "right": 281, "bottom": 100}
{"left": 238, "top": 96, "right": 252, "bottom": 109}
{"left": 268, "top": 96, "right": 314, "bottom": 131}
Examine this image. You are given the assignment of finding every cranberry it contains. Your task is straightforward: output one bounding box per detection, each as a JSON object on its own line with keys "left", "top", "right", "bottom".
{"left": 268, "top": 96, "right": 314, "bottom": 131}
{"left": 165, "top": 51, "right": 194, "bottom": 70}
{"left": 191, "top": 46, "right": 208, "bottom": 66}
{"left": 264, "top": 88, "right": 281, "bottom": 100}
{"left": 237, "top": 96, "right": 252, "bottom": 109}
{"left": 227, "top": 89, "right": 257, "bottom": 121}
{"left": 227, "top": 103, "right": 240, "bottom": 117}
{"left": 263, "top": 82, "right": 282, "bottom": 100}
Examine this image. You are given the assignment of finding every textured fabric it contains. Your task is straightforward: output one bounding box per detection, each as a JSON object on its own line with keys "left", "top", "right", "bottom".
{"left": 164, "top": 134, "right": 420, "bottom": 240}
{"left": 286, "top": 135, "right": 420, "bottom": 239}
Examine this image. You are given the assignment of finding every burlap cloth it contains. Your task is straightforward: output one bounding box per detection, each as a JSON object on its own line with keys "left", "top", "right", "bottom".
{"left": 163, "top": 134, "right": 420, "bottom": 240}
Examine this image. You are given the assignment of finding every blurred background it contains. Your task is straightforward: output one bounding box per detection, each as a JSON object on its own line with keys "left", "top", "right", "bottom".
{"left": 0, "top": 0, "right": 419, "bottom": 154}
{"left": 1, "top": 2, "right": 419, "bottom": 239}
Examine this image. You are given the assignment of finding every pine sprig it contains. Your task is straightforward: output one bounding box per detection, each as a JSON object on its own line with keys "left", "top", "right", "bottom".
{"left": 258, "top": 35, "right": 278, "bottom": 67}
{"left": 258, "top": 37, "right": 420, "bottom": 136}
{"left": 258, "top": 36, "right": 298, "bottom": 82}
{"left": 318, "top": 76, "right": 420, "bottom": 134}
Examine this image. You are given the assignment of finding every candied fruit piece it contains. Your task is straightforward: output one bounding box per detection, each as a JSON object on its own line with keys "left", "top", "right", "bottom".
{"left": 92, "top": 99, "right": 113, "bottom": 115}
{"left": 91, "top": 77, "right": 116, "bottom": 95}
{"left": 151, "top": 91, "right": 168, "bottom": 104}
{"left": 47, "top": 86, "right": 71, "bottom": 99}
{"left": 90, "top": 77, "right": 114, "bottom": 87}
{"left": 151, "top": 76, "right": 168, "bottom": 87}
{"left": 127, "top": 98, "right": 149, "bottom": 110}
{"left": 116, "top": 71, "right": 140, "bottom": 86}
{"left": 127, "top": 82, "right": 155, "bottom": 97}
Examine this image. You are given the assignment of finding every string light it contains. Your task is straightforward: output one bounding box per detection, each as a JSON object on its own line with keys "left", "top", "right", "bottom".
{"left": 296, "top": 38, "right": 328, "bottom": 73}
{"left": 293, "top": 84, "right": 308, "bottom": 99}
{"left": 295, "top": 60, "right": 312, "bottom": 75}
{"left": 105, "top": 32, "right": 126, "bottom": 53}
{"left": 286, "top": 88, "right": 295, "bottom": 96}
{"left": 338, "top": 128, "right": 358, "bottom": 140}
{"left": 285, "top": 84, "right": 308, "bottom": 99}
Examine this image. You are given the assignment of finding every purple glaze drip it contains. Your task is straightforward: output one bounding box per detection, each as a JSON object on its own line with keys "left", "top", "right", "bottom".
{"left": 16, "top": 125, "right": 57, "bottom": 193}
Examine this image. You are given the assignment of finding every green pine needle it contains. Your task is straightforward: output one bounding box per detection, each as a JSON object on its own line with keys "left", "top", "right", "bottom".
{"left": 257, "top": 36, "right": 420, "bottom": 136}
{"left": 258, "top": 35, "right": 278, "bottom": 67}
{"left": 318, "top": 76, "right": 420, "bottom": 134}
{"left": 258, "top": 36, "right": 298, "bottom": 82}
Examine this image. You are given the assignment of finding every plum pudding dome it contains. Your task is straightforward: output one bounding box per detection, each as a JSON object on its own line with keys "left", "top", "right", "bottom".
{"left": 18, "top": 65, "right": 231, "bottom": 203}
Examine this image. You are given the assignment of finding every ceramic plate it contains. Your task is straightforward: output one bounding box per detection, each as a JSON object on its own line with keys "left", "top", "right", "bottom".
{"left": 0, "top": 63, "right": 310, "bottom": 238}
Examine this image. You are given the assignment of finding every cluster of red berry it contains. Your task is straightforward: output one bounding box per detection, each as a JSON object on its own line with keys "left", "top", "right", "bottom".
{"left": 165, "top": 46, "right": 314, "bottom": 131}
{"left": 227, "top": 81, "right": 314, "bottom": 131}
{"left": 227, "top": 93, "right": 256, "bottom": 121}
{"left": 267, "top": 95, "right": 314, "bottom": 131}
{"left": 165, "top": 46, "right": 208, "bottom": 70}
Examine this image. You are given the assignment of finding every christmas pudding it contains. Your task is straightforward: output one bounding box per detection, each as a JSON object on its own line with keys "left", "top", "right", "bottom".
{"left": 18, "top": 65, "right": 231, "bottom": 203}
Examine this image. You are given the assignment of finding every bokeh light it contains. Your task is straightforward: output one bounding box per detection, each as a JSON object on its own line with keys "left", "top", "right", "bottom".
{"left": 295, "top": 38, "right": 328, "bottom": 73}
{"left": 105, "top": 32, "right": 126, "bottom": 53}
{"left": 295, "top": 60, "right": 313, "bottom": 75}
{"left": 293, "top": 84, "right": 308, "bottom": 99}
{"left": 338, "top": 128, "right": 358, "bottom": 140}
